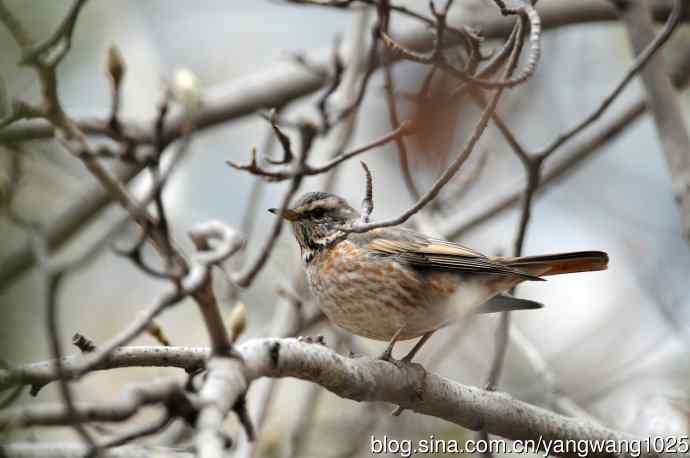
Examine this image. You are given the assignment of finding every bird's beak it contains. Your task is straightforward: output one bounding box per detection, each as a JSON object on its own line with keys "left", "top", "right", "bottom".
{"left": 268, "top": 208, "right": 299, "bottom": 221}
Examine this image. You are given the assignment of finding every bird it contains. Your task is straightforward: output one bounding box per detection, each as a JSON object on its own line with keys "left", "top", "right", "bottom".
{"left": 269, "top": 191, "right": 608, "bottom": 362}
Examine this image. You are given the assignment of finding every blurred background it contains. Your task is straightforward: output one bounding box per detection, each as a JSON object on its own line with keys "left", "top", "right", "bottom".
{"left": 1, "top": 0, "right": 689, "bottom": 456}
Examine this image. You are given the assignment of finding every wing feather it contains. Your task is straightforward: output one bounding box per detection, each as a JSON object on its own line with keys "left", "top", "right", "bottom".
{"left": 368, "top": 236, "right": 542, "bottom": 281}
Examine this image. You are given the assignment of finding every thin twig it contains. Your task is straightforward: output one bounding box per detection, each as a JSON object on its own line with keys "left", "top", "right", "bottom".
{"left": 380, "top": 0, "right": 421, "bottom": 202}
{"left": 100, "top": 412, "right": 174, "bottom": 449}
{"left": 347, "top": 10, "right": 524, "bottom": 234}
{"left": 441, "top": 9, "right": 690, "bottom": 240}
{"left": 535, "top": 0, "right": 683, "bottom": 159}
{"left": 359, "top": 161, "right": 374, "bottom": 222}
{"left": 0, "top": 1, "right": 681, "bottom": 288}
{"left": 226, "top": 121, "right": 410, "bottom": 180}
{"left": 30, "top": 233, "right": 98, "bottom": 450}
{"left": 232, "top": 123, "right": 316, "bottom": 287}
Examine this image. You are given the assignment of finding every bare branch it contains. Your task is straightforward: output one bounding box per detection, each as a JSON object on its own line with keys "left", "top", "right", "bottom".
{"left": 1, "top": 1, "right": 688, "bottom": 455}
{"left": 100, "top": 411, "right": 174, "bottom": 449}
{"left": 0, "top": 346, "right": 209, "bottom": 392}
{"left": 187, "top": 221, "right": 244, "bottom": 355}
{"left": 226, "top": 120, "right": 411, "bottom": 180}
{"left": 347, "top": 15, "right": 524, "bottom": 234}
{"left": 0, "top": 384, "right": 23, "bottom": 411}
{"left": 0, "top": 1, "right": 683, "bottom": 288}
{"left": 19, "top": 0, "right": 89, "bottom": 66}
{"left": 231, "top": 123, "right": 314, "bottom": 288}
{"left": 195, "top": 356, "right": 246, "bottom": 458}
{"left": 264, "top": 109, "right": 294, "bottom": 165}
{"left": 616, "top": 0, "right": 690, "bottom": 242}
{"left": 0, "top": 442, "right": 193, "bottom": 457}
{"left": 1, "top": 377, "right": 190, "bottom": 428}
{"left": 443, "top": 148, "right": 490, "bottom": 205}
{"left": 536, "top": 0, "right": 683, "bottom": 159}
{"left": 72, "top": 290, "right": 186, "bottom": 378}
{"left": 0, "top": 340, "right": 661, "bottom": 457}
{"left": 382, "top": 0, "right": 540, "bottom": 90}
{"left": 0, "top": 0, "right": 33, "bottom": 49}
{"left": 441, "top": 43, "right": 690, "bottom": 240}
{"left": 0, "top": 1, "right": 684, "bottom": 144}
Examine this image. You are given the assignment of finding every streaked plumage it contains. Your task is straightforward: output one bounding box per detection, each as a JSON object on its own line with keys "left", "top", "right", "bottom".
{"left": 270, "top": 192, "right": 608, "bottom": 357}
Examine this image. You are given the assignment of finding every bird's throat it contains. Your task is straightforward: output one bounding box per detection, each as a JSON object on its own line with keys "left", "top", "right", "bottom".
{"left": 301, "top": 230, "right": 346, "bottom": 264}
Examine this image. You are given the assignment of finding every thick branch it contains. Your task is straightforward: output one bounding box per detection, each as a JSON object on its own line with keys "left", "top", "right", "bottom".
{"left": 0, "top": 346, "right": 209, "bottom": 392}
{"left": 195, "top": 356, "right": 246, "bottom": 458}
{"left": 0, "top": 340, "right": 667, "bottom": 458}
{"left": 617, "top": 0, "right": 690, "bottom": 243}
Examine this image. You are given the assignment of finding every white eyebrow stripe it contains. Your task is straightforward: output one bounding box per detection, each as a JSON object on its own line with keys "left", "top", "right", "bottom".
{"left": 300, "top": 197, "right": 341, "bottom": 212}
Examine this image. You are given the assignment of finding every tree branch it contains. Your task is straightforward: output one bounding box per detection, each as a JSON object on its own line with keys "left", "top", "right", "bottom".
{"left": 616, "top": 0, "right": 690, "bottom": 243}
{"left": 0, "top": 443, "right": 194, "bottom": 458}
{"left": 0, "top": 340, "right": 666, "bottom": 458}
{"left": 440, "top": 48, "right": 690, "bottom": 239}
{"left": 0, "top": 1, "right": 685, "bottom": 287}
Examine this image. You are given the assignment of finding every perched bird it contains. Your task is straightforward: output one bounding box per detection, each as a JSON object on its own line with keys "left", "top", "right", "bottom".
{"left": 270, "top": 192, "right": 608, "bottom": 362}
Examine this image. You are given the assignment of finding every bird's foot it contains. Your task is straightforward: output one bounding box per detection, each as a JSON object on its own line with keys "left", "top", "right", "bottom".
{"left": 401, "top": 352, "right": 417, "bottom": 364}
{"left": 378, "top": 347, "right": 394, "bottom": 362}
{"left": 378, "top": 351, "right": 409, "bottom": 370}
{"left": 379, "top": 349, "right": 418, "bottom": 366}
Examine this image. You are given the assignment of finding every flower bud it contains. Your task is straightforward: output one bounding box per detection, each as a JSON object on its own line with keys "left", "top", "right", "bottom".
{"left": 228, "top": 302, "right": 247, "bottom": 343}
{"left": 171, "top": 68, "right": 202, "bottom": 115}
{"left": 107, "top": 45, "right": 126, "bottom": 87}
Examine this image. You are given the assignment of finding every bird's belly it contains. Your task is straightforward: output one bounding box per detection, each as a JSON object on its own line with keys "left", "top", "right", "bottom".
{"left": 306, "top": 246, "right": 492, "bottom": 341}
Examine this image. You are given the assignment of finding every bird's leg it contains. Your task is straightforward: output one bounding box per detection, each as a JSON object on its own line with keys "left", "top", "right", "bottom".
{"left": 379, "top": 328, "right": 404, "bottom": 361}
{"left": 401, "top": 331, "right": 435, "bottom": 363}
{"left": 390, "top": 331, "right": 435, "bottom": 417}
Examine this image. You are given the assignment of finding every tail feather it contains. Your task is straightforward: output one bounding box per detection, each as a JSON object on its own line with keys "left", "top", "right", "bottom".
{"left": 478, "top": 294, "right": 543, "bottom": 314}
{"left": 494, "top": 251, "right": 609, "bottom": 277}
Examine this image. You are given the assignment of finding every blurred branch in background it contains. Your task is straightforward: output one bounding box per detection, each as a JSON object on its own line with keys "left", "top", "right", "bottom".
{"left": 479, "top": 0, "right": 684, "bottom": 450}
{"left": 440, "top": 48, "right": 690, "bottom": 240}
{"left": 235, "top": 8, "right": 369, "bottom": 458}
{"left": 0, "top": 0, "right": 689, "bottom": 457}
{"left": 0, "top": 0, "right": 686, "bottom": 287}
{"left": 617, "top": 0, "right": 690, "bottom": 244}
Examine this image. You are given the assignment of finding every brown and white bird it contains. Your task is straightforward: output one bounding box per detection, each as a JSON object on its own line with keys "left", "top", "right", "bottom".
{"left": 270, "top": 192, "right": 608, "bottom": 362}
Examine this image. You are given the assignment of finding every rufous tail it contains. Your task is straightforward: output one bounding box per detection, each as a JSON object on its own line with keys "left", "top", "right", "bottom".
{"left": 494, "top": 251, "right": 609, "bottom": 277}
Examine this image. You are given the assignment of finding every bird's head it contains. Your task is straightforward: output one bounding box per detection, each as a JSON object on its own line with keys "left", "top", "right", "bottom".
{"left": 269, "top": 192, "right": 359, "bottom": 256}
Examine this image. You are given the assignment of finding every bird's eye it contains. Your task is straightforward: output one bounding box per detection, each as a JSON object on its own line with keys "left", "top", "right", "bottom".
{"left": 310, "top": 208, "right": 326, "bottom": 219}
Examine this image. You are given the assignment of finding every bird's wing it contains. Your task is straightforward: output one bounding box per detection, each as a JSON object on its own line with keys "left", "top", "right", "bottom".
{"left": 365, "top": 228, "right": 543, "bottom": 280}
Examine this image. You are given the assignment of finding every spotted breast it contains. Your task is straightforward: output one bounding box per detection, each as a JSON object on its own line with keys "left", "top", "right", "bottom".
{"left": 305, "top": 235, "right": 487, "bottom": 341}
